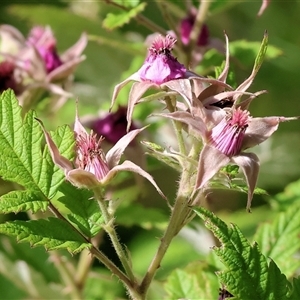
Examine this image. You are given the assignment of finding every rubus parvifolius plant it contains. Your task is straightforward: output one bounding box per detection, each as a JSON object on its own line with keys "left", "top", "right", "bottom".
{"left": 1, "top": 1, "right": 300, "bottom": 300}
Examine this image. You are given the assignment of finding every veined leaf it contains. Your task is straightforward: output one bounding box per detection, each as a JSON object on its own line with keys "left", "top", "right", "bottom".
{"left": 253, "top": 202, "right": 300, "bottom": 278}
{"left": 0, "top": 90, "right": 75, "bottom": 213}
{"left": 103, "top": 3, "right": 146, "bottom": 30}
{"left": 58, "top": 182, "right": 103, "bottom": 238}
{"left": 0, "top": 218, "right": 91, "bottom": 254}
{"left": 195, "top": 207, "right": 289, "bottom": 300}
{"left": 0, "top": 191, "right": 48, "bottom": 214}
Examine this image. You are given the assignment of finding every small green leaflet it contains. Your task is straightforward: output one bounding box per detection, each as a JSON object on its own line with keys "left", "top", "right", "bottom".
{"left": 103, "top": 3, "right": 146, "bottom": 30}
{"left": 194, "top": 207, "right": 289, "bottom": 300}
{"left": 58, "top": 181, "right": 103, "bottom": 238}
{"left": 0, "top": 89, "right": 75, "bottom": 214}
{"left": 0, "top": 218, "right": 91, "bottom": 254}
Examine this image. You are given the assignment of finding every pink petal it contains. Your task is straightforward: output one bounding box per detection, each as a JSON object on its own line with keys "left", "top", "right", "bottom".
{"left": 67, "top": 169, "right": 99, "bottom": 189}
{"left": 157, "top": 111, "right": 207, "bottom": 139}
{"left": 127, "top": 81, "right": 156, "bottom": 131}
{"left": 242, "top": 116, "right": 299, "bottom": 150}
{"left": 35, "top": 118, "right": 73, "bottom": 172}
{"left": 217, "top": 33, "right": 230, "bottom": 83}
{"left": 110, "top": 72, "right": 141, "bottom": 112}
{"left": 163, "top": 78, "right": 194, "bottom": 113}
{"left": 257, "top": 0, "right": 271, "bottom": 16}
{"left": 46, "top": 55, "right": 86, "bottom": 82}
{"left": 104, "top": 160, "right": 166, "bottom": 199}
{"left": 232, "top": 153, "right": 260, "bottom": 211}
{"left": 60, "top": 32, "right": 88, "bottom": 61}
{"left": 195, "top": 145, "right": 230, "bottom": 190}
{"left": 106, "top": 127, "right": 147, "bottom": 169}
{"left": 74, "top": 105, "right": 89, "bottom": 137}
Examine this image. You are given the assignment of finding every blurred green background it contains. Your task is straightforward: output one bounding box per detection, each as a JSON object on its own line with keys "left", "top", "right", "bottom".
{"left": 0, "top": 1, "right": 300, "bottom": 298}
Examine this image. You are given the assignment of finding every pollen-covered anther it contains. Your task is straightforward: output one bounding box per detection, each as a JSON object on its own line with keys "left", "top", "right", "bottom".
{"left": 210, "top": 108, "right": 250, "bottom": 157}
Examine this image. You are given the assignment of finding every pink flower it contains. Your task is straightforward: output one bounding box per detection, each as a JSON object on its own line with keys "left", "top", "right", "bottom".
{"left": 27, "top": 26, "right": 62, "bottom": 73}
{"left": 36, "top": 107, "right": 165, "bottom": 199}
{"left": 110, "top": 34, "right": 229, "bottom": 131}
{"left": 0, "top": 24, "right": 87, "bottom": 109}
{"left": 138, "top": 34, "right": 186, "bottom": 85}
{"left": 180, "top": 14, "right": 209, "bottom": 46}
{"left": 157, "top": 108, "right": 299, "bottom": 211}
{"left": 210, "top": 108, "right": 250, "bottom": 157}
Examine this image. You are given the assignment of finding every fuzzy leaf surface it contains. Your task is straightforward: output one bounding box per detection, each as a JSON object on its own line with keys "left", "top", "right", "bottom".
{"left": 0, "top": 218, "right": 91, "bottom": 254}
{"left": 58, "top": 182, "right": 103, "bottom": 238}
{"left": 254, "top": 202, "right": 300, "bottom": 278}
{"left": 0, "top": 90, "right": 75, "bottom": 213}
{"left": 195, "top": 207, "right": 289, "bottom": 300}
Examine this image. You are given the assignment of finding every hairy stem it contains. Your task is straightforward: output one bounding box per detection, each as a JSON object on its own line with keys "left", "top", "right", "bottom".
{"left": 138, "top": 169, "right": 193, "bottom": 297}
{"left": 93, "top": 187, "right": 136, "bottom": 283}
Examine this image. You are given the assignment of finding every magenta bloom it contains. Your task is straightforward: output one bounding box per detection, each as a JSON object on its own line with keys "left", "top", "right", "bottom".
{"left": 180, "top": 16, "right": 209, "bottom": 46}
{"left": 91, "top": 106, "right": 137, "bottom": 145}
{"left": 138, "top": 34, "right": 186, "bottom": 85}
{"left": 210, "top": 108, "right": 250, "bottom": 157}
{"left": 0, "top": 61, "right": 20, "bottom": 93}
{"left": 27, "top": 26, "right": 62, "bottom": 73}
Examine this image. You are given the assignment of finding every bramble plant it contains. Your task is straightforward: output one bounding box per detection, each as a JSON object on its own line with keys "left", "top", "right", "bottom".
{"left": 1, "top": 1, "right": 300, "bottom": 299}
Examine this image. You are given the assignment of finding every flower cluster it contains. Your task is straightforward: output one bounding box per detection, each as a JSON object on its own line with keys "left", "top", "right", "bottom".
{"left": 111, "top": 32, "right": 299, "bottom": 210}
{"left": 0, "top": 24, "right": 87, "bottom": 110}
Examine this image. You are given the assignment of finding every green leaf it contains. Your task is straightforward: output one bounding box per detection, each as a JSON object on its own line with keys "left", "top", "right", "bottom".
{"left": 58, "top": 182, "right": 103, "bottom": 238}
{"left": 195, "top": 207, "right": 289, "bottom": 300}
{"left": 0, "top": 218, "right": 91, "bottom": 254}
{"left": 164, "top": 261, "right": 220, "bottom": 300}
{"left": 288, "top": 277, "right": 300, "bottom": 300}
{"left": 253, "top": 202, "right": 300, "bottom": 278}
{"left": 103, "top": 3, "right": 146, "bottom": 30}
{"left": 141, "top": 141, "right": 181, "bottom": 172}
{"left": 271, "top": 178, "right": 300, "bottom": 210}
{"left": 111, "top": 0, "right": 140, "bottom": 7}
{"left": 0, "top": 191, "right": 48, "bottom": 214}
{"left": 0, "top": 90, "right": 75, "bottom": 213}
{"left": 164, "top": 269, "right": 200, "bottom": 299}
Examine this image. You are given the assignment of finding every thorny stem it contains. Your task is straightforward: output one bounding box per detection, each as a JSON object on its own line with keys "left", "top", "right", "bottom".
{"left": 186, "top": 0, "right": 211, "bottom": 65}
{"left": 93, "top": 187, "right": 136, "bottom": 283}
{"left": 164, "top": 96, "right": 187, "bottom": 156}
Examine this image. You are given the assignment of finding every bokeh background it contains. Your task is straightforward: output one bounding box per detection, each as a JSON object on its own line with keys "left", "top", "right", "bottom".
{"left": 0, "top": 1, "right": 300, "bottom": 298}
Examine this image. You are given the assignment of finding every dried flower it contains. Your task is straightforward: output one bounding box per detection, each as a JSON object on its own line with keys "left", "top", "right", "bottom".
{"left": 180, "top": 13, "right": 209, "bottom": 46}
{"left": 36, "top": 107, "right": 165, "bottom": 198}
